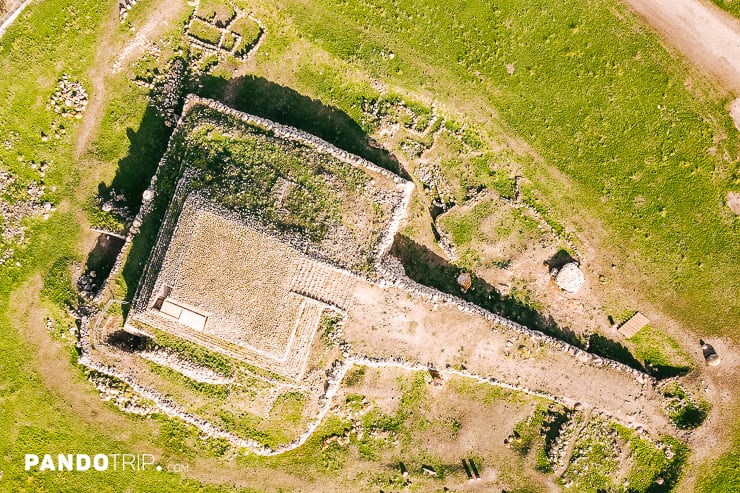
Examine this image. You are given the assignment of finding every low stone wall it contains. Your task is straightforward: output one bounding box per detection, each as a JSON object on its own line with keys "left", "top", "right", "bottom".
{"left": 375, "top": 256, "right": 654, "bottom": 386}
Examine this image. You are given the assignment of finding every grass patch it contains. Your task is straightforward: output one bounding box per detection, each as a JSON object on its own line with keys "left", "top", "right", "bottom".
{"left": 146, "top": 361, "right": 230, "bottom": 400}
{"left": 696, "top": 450, "right": 740, "bottom": 492}
{"left": 231, "top": 17, "right": 261, "bottom": 58}
{"left": 41, "top": 256, "right": 77, "bottom": 310}
{"left": 343, "top": 366, "right": 366, "bottom": 387}
{"left": 147, "top": 328, "right": 235, "bottom": 377}
{"left": 509, "top": 404, "right": 569, "bottom": 474}
{"left": 662, "top": 382, "right": 710, "bottom": 429}
{"left": 709, "top": 0, "right": 740, "bottom": 18}
{"left": 83, "top": 196, "right": 127, "bottom": 234}
{"left": 220, "top": 31, "right": 237, "bottom": 51}
{"left": 629, "top": 326, "right": 693, "bottom": 379}
{"left": 188, "top": 18, "right": 222, "bottom": 46}
{"left": 613, "top": 424, "right": 690, "bottom": 493}
{"left": 196, "top": 0, "right": 236, "bottom": 27}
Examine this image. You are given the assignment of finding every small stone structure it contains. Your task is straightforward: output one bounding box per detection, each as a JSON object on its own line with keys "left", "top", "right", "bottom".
{"left": 553, "top": 262, "right": 585, "bottom": 293}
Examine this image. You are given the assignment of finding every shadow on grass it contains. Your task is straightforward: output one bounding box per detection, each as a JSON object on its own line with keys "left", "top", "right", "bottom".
{"left": 645, "top": 361, "right": 691, "bottom": 380}
{"left": 83, "top": 233, "right": 125, "bottom": 292}
{"left": 219, "top": 74, "right": 407, "bottom": 178}
{"left": 587, "top": 333, "right": 645, "bottom": 372}
{"left": 98, "top": 104, "right": 172, "bottom": 211}
{"left": 544, "top": 248, "right": 576, "bottom": 271}
{"left": 390, "top": 234, "right": 583, "bottom": 347}
{"left": 106, "top": 329, "right": 150, "bottom": 352}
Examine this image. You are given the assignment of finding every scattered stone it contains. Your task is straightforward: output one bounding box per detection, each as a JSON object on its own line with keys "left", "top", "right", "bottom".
{"left": 46, "top": 76, "right": 88, "bottom": 118}
{"left": 456, "top": 272, "right": 472, "bottom": 292}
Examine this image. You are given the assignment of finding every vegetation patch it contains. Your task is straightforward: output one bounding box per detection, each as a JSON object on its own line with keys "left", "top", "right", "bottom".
{"left": 561, "top": 418, "right": 621, "bottom": 491}
{"left": 188, "top": 18, "right": 223, "bottom": 46}
{"left": 196, "top": 0, "right": 236, "bottom": 27}
{"left": 614, "top": 425, "right": 689, "bottom": 493}
{"left": 41, "top": 256, "right": 77, "bottom": 310}
{"left": 709, "top": 0, "right": 740, "bottom": 18}
{"left": 231, "top": 17, "right": 261, "bottom": 58}
{"left": 629, "top": 326, "right": 693, "bottom": 379}
{"left": 662, "top": 382, "right": 710, "bottom": 429}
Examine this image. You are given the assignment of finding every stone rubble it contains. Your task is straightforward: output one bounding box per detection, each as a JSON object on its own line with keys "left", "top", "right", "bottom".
{"left": 46, "top": 75, "right": 88, "bottom": 119}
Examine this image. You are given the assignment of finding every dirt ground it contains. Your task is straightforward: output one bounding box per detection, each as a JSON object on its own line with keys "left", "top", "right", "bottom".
{"left": 332, "top": 366, "right": 557, "bottom": 491}
{"left": 342, "top": 280, "right": 670, "bottom": 434}
{"left": 620, "top": 0, "right": 740, "bottom": 95}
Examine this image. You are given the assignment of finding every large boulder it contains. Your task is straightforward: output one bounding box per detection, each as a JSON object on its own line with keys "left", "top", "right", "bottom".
{"left": 554, "top": 262, "right": 585, "bottom": 293}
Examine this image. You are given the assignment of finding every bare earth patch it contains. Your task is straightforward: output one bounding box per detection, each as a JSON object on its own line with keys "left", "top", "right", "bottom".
{"left": 727, "top": 191, "right": 740, "bottom": 215}
{"left": 729, "top": 98, "right": 740, "bottom": 131}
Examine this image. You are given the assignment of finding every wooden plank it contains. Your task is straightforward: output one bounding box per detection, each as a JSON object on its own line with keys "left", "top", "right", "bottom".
{"left": 618, "top": 312, "right": 650, "bottom": 338}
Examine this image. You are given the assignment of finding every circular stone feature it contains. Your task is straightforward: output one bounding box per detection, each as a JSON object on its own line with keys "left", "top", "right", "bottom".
{"left": 554, "top": 262, "right": 585, "bottom": 293}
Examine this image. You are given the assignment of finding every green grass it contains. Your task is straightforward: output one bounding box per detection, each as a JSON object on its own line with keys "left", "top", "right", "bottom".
{"left": 273, "top": 0, "right": 740, "bottom": 338}
{"left": 662, "top": 382, "right": 710, "bottom": 429}
{"left": 183, "top": 107, "right": 359, "bottom": 241}
{"left": 0, "top": 3, "right": 252, "bottom": 490}
{"left": 343, "top": 366, "right": 366, "bottom": 387}
{"left": 188, "top": 18, "right": 223, "bottom": 46}
{"left": 147, "top": 362, "right": 230, "bottom": 400}
{"left": 612, "top": 425, "right": 690, "bottom": 492}
{"left": 41, "top": 256, "right": 77, "bottom": 310}
{"left": 231, "top": 17, "right": 261, "bottom": 58}
{"left": 221, "top": 31, "right": 237, "bottom": 51}
{"left": 697, "top": 451, "right": 740, "bottom": 492}
{"left": 709, "top": 0, "right": 740, "bottom": 18}
{"left": 197, "top": 0, "right": 236, "bottom": 27}
{"left": 629, "top": 326, "right": 693, "bottom": 379}
{"left": 438, "top": 197, "right": 540, "bottom": 271}
{"left": 148, "top": 328, "right": 235, "bottom": 377}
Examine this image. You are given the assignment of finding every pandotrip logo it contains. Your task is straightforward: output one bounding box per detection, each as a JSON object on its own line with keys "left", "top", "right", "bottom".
{"left": 24, "top": 454, "right": 157, "bottom": 472}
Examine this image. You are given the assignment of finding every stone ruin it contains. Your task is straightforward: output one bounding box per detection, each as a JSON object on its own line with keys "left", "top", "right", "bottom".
{"left": 123, "top": 96, "right": 413, "bottom": 380}
{"left": 46, "top": 74, "right": 88, "bottom": 119}
{"left": 76, "top": 95, "right": 676, "bottom": 455}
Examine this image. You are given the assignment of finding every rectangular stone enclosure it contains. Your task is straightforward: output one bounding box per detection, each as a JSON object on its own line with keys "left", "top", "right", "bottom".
{"left": 124, "top": 97, "right": 412, "bottom": 380}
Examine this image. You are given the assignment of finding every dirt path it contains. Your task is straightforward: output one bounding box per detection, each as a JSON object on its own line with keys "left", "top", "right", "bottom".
{"left": 75, "top": 0, "right": 188, "bottom": 157}
{"left": 621, "top": 0, "right": 740, "bottom": 94}
{"left": 7, "top": 277, "right": 154, "bottom": 443}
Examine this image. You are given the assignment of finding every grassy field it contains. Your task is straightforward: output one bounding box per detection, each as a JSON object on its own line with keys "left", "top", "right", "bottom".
{"left": 0, "top": 1, "right": 247, "bottom": 491}
{"left": 1, "top": 0, "right": 739, "bottom": 490}
{"left": 709, "top": 0, "right": 740, "bottom": 18}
